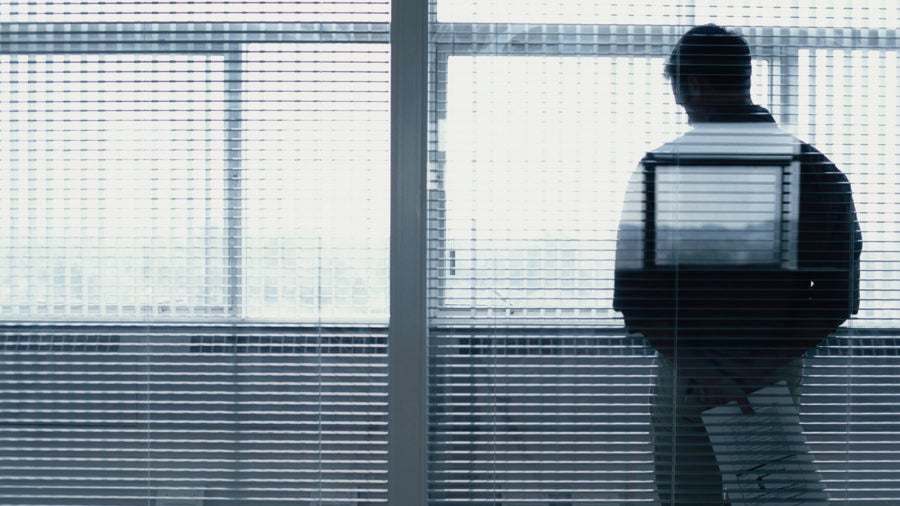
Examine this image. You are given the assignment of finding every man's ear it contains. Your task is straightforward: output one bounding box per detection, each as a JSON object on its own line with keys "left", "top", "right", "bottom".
{"left": 684, "top": 76, "right": 706, "bottom": 99}
{"left": 673, "top": 76, "right": 699, "bottom": 106}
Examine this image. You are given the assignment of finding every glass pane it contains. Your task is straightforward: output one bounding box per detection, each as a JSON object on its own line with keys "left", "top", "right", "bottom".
{"left": 243, "top": 43, "right": 390, "bottom": 322}
{"left": 655, "top": 166, "right": 783, "bottom": 266}
{"left": 0, "top": 54, "right": 228, "bottom": 320}
{"left": 434, "top": 55, "right": 769, "bottom": 323}
{"left": 798, "top": 49, "right": 900, "bottom": 328}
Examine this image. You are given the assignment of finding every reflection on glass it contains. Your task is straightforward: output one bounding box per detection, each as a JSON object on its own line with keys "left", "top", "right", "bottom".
{"left": 655, "top": 167, "right": 782, "bottom": 266}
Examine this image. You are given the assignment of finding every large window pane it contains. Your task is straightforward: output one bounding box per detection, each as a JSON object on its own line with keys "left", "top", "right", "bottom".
{"left": 0, "top": 54, "right": 228, "bottom": 320}
{"left": 798, "top": 49, "right": 900, "bottom": 329}
{"left": 437, "top": 0, "right": 898, "bottom": 28}
{"left": 428, "top": 19, "right": 898, "bottom": 506}
{"left": 243, "top": 43, "right": 390, "bottom": 323}
{"left": 433, "top": 54, "right": 768, "bottom": 324}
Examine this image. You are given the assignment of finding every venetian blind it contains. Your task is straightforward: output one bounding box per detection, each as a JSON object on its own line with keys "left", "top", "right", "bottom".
{"left": 427, "top": 1, "right": 899, "bottom": 504}
{"left": 0, "top": 3, "right": 390, "bottom": 505}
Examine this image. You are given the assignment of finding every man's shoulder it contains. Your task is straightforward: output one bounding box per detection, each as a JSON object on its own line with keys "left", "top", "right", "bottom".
{"left": 798, "top": 141, "right": 834, "bottom": 162}
{"left": 644, "top": 123, "right": 796, "bottom": 161}
{"left": 796, "top": 141, "right": 849, "bottom": 180}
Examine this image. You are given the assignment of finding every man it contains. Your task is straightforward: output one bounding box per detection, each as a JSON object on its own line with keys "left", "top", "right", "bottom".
{"left": 613, "top": 24, "right": 862, "bottom": 504}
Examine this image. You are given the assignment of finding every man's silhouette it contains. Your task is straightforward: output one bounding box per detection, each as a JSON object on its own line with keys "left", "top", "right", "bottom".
{"left": 613, "top": 24, "right": 862, "bottom": 504}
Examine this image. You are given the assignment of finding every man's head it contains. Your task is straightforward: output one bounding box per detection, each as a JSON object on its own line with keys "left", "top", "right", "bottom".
{"left": 665, "top": 24, "right": 753, "bottom": 113}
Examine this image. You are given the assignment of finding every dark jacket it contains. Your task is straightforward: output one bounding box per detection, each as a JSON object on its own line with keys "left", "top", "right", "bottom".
{"left": 613, "top": 107, "right": 862, "bottom": 360}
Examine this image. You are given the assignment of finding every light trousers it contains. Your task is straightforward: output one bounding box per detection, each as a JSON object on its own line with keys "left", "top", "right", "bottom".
{"left": 651, "top": 352, "right": 804, "bottom": 505}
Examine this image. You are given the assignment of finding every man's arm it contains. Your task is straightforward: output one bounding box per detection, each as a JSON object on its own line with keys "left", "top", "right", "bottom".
{"left": 612, "top": 163, "right": 647, "bottom": 313}
{"left": 799, "top": 143, "right": 863, "bottom": 314}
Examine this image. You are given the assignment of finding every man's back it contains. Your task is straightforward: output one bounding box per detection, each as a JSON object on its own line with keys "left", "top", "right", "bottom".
{"left": 634, "top": 24, "right": 863, "bottom": 504}
{"left": 613, "top": 109, "right": 861, "bottom": 361}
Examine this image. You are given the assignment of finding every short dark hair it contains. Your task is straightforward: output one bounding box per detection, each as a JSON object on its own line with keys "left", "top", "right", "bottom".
{"left": 664, "top": 24, "right": 752, "bottom": 92}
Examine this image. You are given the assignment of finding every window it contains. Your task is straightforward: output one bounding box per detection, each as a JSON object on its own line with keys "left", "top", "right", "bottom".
{"left": 432, "top": 55, "right": 768, "bottom": 323}
{"left": 0, "top": 54, "right": 229, "bottom": 319}
{"left": 0, "top": 0, "right": 898, "bottom": 504}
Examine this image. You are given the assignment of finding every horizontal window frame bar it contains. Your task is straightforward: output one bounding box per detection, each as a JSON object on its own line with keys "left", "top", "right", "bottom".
{"left": 0, "top": 322, "right": 896, "bottom": 337}
{"left": 0, "top": 24, "right": 894, "bottom": 54}
{"left": 0, "top": 322, "right": 389, "bottom": 335}
{"left": 0, "top": 21, "right": 389, "bottom": 43}
{"left": 430, "top": 24, "right": 899, "bottom": 55}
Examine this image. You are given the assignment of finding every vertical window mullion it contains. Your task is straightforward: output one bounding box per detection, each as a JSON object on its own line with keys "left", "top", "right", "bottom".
{"left": 389, "top": 0, "right": 429, "bottom": 504}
